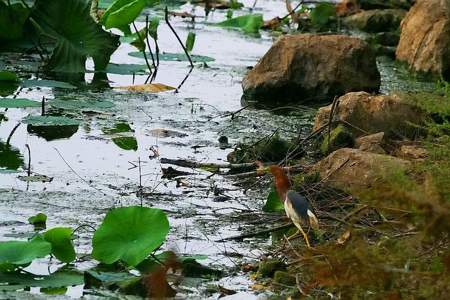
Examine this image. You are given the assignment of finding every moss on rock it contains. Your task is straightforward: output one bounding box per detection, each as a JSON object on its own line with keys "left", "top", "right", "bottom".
{"left": 321, "top": 124, "right": 355, "bottom": 155}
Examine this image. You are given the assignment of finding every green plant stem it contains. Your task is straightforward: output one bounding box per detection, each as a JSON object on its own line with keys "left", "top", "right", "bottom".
{"left": 132, "top": 22, "right": 153, "bottom": 75}
{"left": 164, "top": 6, "right": 193, "bottom": 68}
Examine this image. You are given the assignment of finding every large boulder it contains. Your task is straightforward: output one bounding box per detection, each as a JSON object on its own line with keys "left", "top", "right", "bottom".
{"left": 313, "top": 92, "right": 427, "bottom": 138}
{"left": 241, "top": 34, "right": 380, "bottom": 105}
{"left": 312, "top": 148, "right": 410, "bottom": 192}
{"left": 396, "top": 0, "right": 450, "bottom": 79}
{"left": 344, "top": 9, "right": 407, "bottom": 32}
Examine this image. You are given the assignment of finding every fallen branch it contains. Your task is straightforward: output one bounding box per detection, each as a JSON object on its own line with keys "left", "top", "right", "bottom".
{"left": 215, "top": 223, "right": 293, "bottom": 242}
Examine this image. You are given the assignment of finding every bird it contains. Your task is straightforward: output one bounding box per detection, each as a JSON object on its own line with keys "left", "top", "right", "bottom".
{"left": 260, "top": 164, "right": 319, "bottom": 247}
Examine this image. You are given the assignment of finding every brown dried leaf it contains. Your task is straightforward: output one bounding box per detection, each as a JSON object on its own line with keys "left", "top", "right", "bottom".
{"left": 118, "top": 83, "right": 175, "bottom": 93}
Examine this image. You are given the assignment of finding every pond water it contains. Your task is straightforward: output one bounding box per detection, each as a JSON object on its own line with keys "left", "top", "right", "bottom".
{"left": 0, "top": 0, "right": 435, "bottom": 299}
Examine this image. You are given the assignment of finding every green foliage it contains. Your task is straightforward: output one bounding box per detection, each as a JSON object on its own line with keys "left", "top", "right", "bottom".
{"left": 320, "top": 124, "right": 355, "bottom": 155}
{"left": 92, "top": 206, "right": 170, "bottom": 267}
{"left": 104, "top": 63, "right": 148, "bottom": 75}
{"left": 22, "top": 115, "right": 80, "bottom": 126}
{"left": 112, "top": 136, "right": 138, "bottom": 151}
{"left": 28, "top": 213, "right": 47, "bottom": 227}
{"left": 0, "top": 98, "right": 40, "bottom": 108}
{"left": 101, "top": 0, "right": 159, "bottom": 32}
{"left": 0, "top": 71, "right": 19, "bottom": 82}
{"left": 185, "top": 32, "right": 196, "bottom": 53}
{"left": 217, "top": 14, "right": 264, "bottom": 34}
{"left": 0, "top": 236, "right": 51, "bottom": 271}
{"left": 0, "top": 2, "right": 30, "bottom": 41}
{"left": 262, "top": 185, "right": 285, "bottom": 213}
{"left": 0, "top": 141, "right": 23, "bottom": 171}
{"left": 43, "top": 227, "right": 76, "bottom": 263}
{"left": 310, "top": 3, "right": 336, "bottom": 27}
{"left": 0, "top": 270, "right": 83, "bottom": 291}
{"left": 148, "top": 17, "right": 160, "bottom": 40}
{"left": 50, "top": 98, "right": 115, "bottom": 112}
{"left": 32, "top": 0, "right": 120, "bottom": 73}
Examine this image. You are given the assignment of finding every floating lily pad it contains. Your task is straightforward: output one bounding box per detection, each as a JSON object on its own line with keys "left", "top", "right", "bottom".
{"left": 105, "top": 63, "right": 149, "bottom": 75}
{"left": 0, "top": 236, "right": 51, "bottom": 271}
{"left": 28, "top": 213, "right": 47, "bottom": 229}
{"left": 23, "top": 115, "right": 80, "bottom": 141}
{"left": 92, "top": 206, "right": 170, "bottom": 267}
{"left": 22, "top": 115, "right": 80, "bottom": 126}
{"left": 0, "top": 81, "right": 19, "bottom": 97}
{"left": 117, "top": 83, "right": 175, "bottom": 93}
{"left": 112, "top": 136, "right": 138, "bottom": 151}
{"left": 0, "top": 98, "right": 41, "bottom": 108}
{"left": 262, "top": 185, "right": 284, "bottom": 213}
{"left": 128, "top": 51, "right": 215, "bottom": 63}
{"left": 21, "top": 79, "right": 77, "bottom": 89}
{"left": 43, "top": 227, "right": 76, "bottom": 263}
{"left": 50, "top": 99, "right": 115, "bottom": 112}
{"left": 0, "top": 270, "right": 83, "bottom": 291}
{"left": 84, "top": 269, "right": 138, "bottom": 288}
{"left": 0, "top": 141, "right": 23, "bottom": 171}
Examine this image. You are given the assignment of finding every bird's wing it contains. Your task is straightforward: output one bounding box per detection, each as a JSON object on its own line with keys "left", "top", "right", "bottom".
{"left": 307, "top": 209, "right": 320, "bottom": 230}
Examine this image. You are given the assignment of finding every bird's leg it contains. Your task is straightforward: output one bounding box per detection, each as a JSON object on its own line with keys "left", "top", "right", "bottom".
{"left": 286, "top": 230, "right": 300, "bottom": 240}
{"left": 298, "top": 226, "right": 311, "bottom": 248}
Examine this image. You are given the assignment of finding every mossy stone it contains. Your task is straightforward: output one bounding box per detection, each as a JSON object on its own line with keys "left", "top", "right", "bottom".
{"left": 257, "top": 259, "right": 286, "bottom": 278}
{"left": 273, "top": 271, "right": 296, "bottom": 286}
{"left": 321, "top": 124, "right": 355, "bottom": 155}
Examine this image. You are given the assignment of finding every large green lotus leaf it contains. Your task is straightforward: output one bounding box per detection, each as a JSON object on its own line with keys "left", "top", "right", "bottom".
{"left": 22, "top": 115, "right": 80, "bottom": 126}
{"left": 0, "top": 71, "right": 19, "bottom": 82}
{"left": 104, "top": 63, "right": 148, "bottom": 75}
{"left": 0, "top": 2, "right": 30, "bottom": 41}
{"left": 0, "top": 236, "right": 51, "bottom": 271}
{"left": 21, "top": 79, "right": 76, "bottom": 89}
{"left": 0, "top": 98, "right": 41, "bottom": 108}
{"left": 32, "top": 0, "right": 120, "bottom": 73}
{"left": 43, "top": 228, "right": 76, "bottom": 263}
{"left": 0, "top": 141, "right": 23, "bottom": 171}
{"left": 0, "top": 270, "right": 83, "bottom": 291}
{"left": 216, "top": 14, "right": 263, "bottom": 34}
{"left": 102, "top": 0, "right": 147, "bottom": 30}
{"left": 128, "top": 51, "right": 215, "bottom": 63}
{"left": 92, "top": 206, "right": 170, "bottom": 267}
{"left": 262, "top": 185, "right": 285, "bottom": 213}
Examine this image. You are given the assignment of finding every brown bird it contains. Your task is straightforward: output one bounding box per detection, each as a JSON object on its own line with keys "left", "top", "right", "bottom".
{"left": 263, "top": 165, "right": 319, "bottom": 247}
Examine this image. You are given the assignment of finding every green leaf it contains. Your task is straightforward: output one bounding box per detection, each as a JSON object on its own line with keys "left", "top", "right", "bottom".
{"left": 43, "top": 227, "right": 76, "bottom": 263}
{"left": 217, "top": 14, "right": 263, "bottom": 34}
{"left": 103, "top": 122, "right": 134, "bottom": 134}
{"left": 28, "top": 213, "right": 47, "bottom": 227}
{"left": 104, "top": 63, "right": 148, "bottom": 75}
{"left": 84, "top": 269, "right": 138, "bottom": 288}
{"left": 21, "top": 79, "right": 76, "bottom": 89}
{"left": 22, "top": 115, "right": 80, "bottom": 126}
{"left": 128, "top": 52, "right": 215, "bottom": 63}
{"left": 32, "top": 0, "right": 120, "bottom": 73}
{"left": 101, "top": 0, "right": 147, "bottom": 30}
{"left": 0, "top": 270, "right": 83, "bottom": 291}
{"left": 49, "top": 98, "right": 115, "bottom": 112}
{"left": 92, "top": 206, "right": 170, "bottom": 267}
{"left": 262, "top": 185, "right": 285, "bottom": 213}
{"left": 112, "top": 136, "right": 137, "bottom": 151}
{"left": 0, "top": 71, "right": 19, "bottom": 82}
{"left": 148, "top": 17, "right": 160, "bottom": 40}
{"left": 310, "top": 3, "right": 336, "bottom": 27}
{"left": 0, "top": 236, "right": 51, "bottom": 271}
{"left": 0, "top": 2, "right": 30, "bottom": 41}
{"left": 185, "top": 32, "right": 196, "bottom": 53}
{"left": 0, "top": 141, "right": 23, "bottom": 171}
{"left": 0, "top": 98, "right": 41, "bottom": 108}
